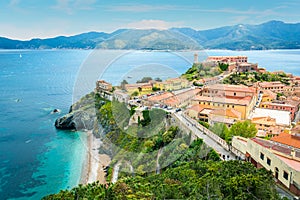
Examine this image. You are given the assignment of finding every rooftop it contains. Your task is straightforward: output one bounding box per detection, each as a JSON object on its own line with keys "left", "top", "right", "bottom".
{"left": 148, "top": 92, "right": 174, "bottom": 102}
{"left": 275, "top": 154, "right": 300, "bottom": 171}
{"left": 188, "top": 104, "right": 205, "bottom": 113}
{"left": 261, "top": 101, "right": 295, "bottom": 108}
{"left": 206, "top": 84, "right": 256, "bottom": 93}
{"left": 249, "top": 108, "right": 291, "bottom": 126}
{"left": 271, "top": 132, "right": 300, "bottom": 149}
{"left": 209, "top": 116, "right": 236, "bottom": 124}
{"left": 200, "top": 108, "right": 214, "bottom": 115}
{"left": 262, "top": 90, "right": 277, "bottom": 99}
{"left": 258, "top": 81, "right": 286, "bottom": 88}
{"left": 251, "top": 116, "right": 276, "bottom": 126}
{"left": 210, "top": 108, "right": 242, "bottom": 119}
{"left": 193, "top": 95, "right": 253, "bottom": 106}
{"left": 251, "top": 137, "right": 300, "bottom": 171}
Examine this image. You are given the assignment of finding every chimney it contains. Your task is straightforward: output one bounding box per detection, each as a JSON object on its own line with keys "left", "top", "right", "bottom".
{"left": 291, "top": 148, "right": 296, "bottom": 158}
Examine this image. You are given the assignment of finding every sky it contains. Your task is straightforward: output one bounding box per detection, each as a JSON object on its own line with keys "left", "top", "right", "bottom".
{"left": 1, "top": 0, "right": 300, "bottom": 40}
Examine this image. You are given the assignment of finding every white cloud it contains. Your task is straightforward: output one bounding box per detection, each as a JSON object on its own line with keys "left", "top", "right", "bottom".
{"left": 52, "top": 0, "right": 97, "bottom": 14}
{"left": 126, "top": 20, "right": 182, "bottom": 30}
{"left": 0, "top": 19, "right": 71, "bottom": 40}
{"left": 8, "top": 0, "right": 20, "bottom": 7}
{"left": 109, "top": 4, "right": 179, "bottom": 12}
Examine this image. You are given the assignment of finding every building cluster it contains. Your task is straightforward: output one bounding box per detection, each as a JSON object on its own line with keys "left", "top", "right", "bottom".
{"left": 187, "top": 80, "right": 300, "bottom": 137}
{"left": 188, "top": 84, "right": 257, "bottom": 127}
{"left": 232, "top": 130, "right": 300, "bottom": 196}
{"left": 206, "top": 55, "right": 260, "bottom": 73}
{"left": 95, "top": 55, "right": 300, "bottom": 196}
{"left": 123, "top": 78, "right": 189, "bottom": 95}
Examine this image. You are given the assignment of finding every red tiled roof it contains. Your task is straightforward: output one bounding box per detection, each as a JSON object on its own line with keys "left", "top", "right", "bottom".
{"left": 252, "top": 138, "right": 292, "bottom": 155}
{"left": 210, "top": 108, "right": 241, "bottom": 119}
{"left": 148, "top": 92, "right": 174, "bottom": 102}
{"left": 206, "top": 84, "right": 256, "bottom": 93}
{"left": 258, "top": 81, "right": 286, "bottom": 88}
{"left": 193, "top": 95, "right": 253, "bottom": 105}
{"left": 188, "top": 104, "right": 205, "bottom": 112}
{"left": 271, "top": 132, "right": 300, "bottom": 149}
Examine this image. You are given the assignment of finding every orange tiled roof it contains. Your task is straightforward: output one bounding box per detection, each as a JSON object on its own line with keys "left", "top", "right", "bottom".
{"left": 193, "top": 95, "right": 253, "bottom": 106}
{"left": 271, "top": 132, "right": 300, "bottom": 149}
{"left": 210, "top": 108, "right": 241, "bottom": 119}
{"left": 148, "top": 92, "right": 174, "bottom": 102}
{"left": 164, "top": 97, "right": 179, "bottom": 106}
{"left": 251, "top": 116, "right": 276, "bottom": 126}
{"left": 206, "top": 84, "right": 256, "bottom": 93}
{"left": 261, "top": 101, "right": 295, "bottom": 108}
{"left": 188, "top": 104, "right": 205, "bottom": 113}
{"left": 258, "top": 81, "right": 286, "bottom": 88}
{"left": 262, "top": 90, "right": 277, "bottom": 99}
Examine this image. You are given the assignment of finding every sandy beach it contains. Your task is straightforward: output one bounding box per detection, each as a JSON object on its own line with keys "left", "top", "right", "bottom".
{"left": 80, "top": 131, "right": 111, "bottom": 185}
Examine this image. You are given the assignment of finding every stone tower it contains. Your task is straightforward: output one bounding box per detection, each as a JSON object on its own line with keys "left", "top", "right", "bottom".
{"left": 194, "top": 53, "right": 198, "bottom": 63}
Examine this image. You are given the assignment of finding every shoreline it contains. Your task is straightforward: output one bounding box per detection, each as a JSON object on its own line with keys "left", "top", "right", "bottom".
{"left": 80, "top": 131, "right": 111, "bottom": 185}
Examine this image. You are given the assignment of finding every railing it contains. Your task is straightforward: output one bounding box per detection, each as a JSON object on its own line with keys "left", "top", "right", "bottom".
{"left": 180, "top": 113, "right": 246, "bottom": 159}
{"left": 181, "top": 113, "right": 230, "bottom": 151}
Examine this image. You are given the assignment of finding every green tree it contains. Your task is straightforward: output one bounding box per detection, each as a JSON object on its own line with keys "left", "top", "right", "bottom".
{"left": 155, "top": 77, "right": 162, "bottom": 82}
{"left": 152, "top": 86, "right": 161, "bottom": 91}
{"left": 227, "top": 120, "right": 257, "bottom": 143}
{"left": 131, "top": 91, "right": 139, "bottom": 97}
{"left": 137, "top": 77, "right": 152, "bottom": 83}
{"left": 218, "top": 63, "right": 229, "bottom": 71}
{"left": 210, "top": 123, "right": 229, "bottom": 140}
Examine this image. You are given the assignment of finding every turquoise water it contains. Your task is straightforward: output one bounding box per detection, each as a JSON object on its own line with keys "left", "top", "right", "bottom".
{"left": 0, "top": 49, "right": 300, "bottom": 199}
{"left": 0, "top": 50, "right": 90, "bottom": 200}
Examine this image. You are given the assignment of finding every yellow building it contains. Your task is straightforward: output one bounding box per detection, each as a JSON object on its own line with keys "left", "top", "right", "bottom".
{"left": 154, "top": 78, "right": 189, "bottom": 91}
{"left": 208, "top": 108, "right": 242, "bottom": 127}
{"left": 251, "top": 117, "right": 285, "bottom": 137}
{"left": 125, "top": 83, "right": 153, "bottom": 95}
{"left": 192, "top": 95, "right": 255, "bottom": 120}
{"left": 232, "top": 136, "right": 300, "bottom": 196}
{"left": 261, "top": 90, "right": 276, "bottom": 102}
{"left": 192, "top": 84, "right": 257, "bottom": 120}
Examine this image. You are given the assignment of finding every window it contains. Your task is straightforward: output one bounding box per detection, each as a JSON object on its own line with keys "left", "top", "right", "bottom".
{"left": 267, "top": 158, "right": 271, "bottom": 166}
{"left": 260, "top": 153, "right": 264, "bottom": 160}
{"left": 234, "top": 92, "right": 236, "bottom": 96}
{"left": 283, "top": 171, "right": 289, "bottom": 180}
{"left": 232, "top": 105, "right": 235, "bottom": 108}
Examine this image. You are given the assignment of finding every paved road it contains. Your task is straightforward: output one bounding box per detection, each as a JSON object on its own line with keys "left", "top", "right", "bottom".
{"left": 174, "top": 111, "right": 236, "bottom": 160}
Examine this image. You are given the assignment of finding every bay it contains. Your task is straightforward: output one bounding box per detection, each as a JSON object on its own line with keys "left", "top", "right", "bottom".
{"left": 0, "top": 49, "right": 299, "bottom": 199}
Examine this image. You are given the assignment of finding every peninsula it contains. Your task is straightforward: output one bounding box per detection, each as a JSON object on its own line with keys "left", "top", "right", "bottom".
{"left": 47, "top": 54, "right": 300, "bottom": 199}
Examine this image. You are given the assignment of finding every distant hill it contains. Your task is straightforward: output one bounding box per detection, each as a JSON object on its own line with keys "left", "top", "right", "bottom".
{"left": 1, "top": 20, "right": 300, "bottom": 50}
{"left": 173, "top": 20, "right": 300, "bottom": 50}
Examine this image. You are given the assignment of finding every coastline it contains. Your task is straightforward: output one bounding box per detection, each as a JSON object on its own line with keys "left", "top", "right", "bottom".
{"left": 80, "top": 131, "right": 111, "bottom": 185}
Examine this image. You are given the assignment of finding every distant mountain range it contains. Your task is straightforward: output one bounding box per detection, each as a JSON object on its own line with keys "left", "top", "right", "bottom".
{"left": 1, "top": 20, "right": 300, "bottom": 50}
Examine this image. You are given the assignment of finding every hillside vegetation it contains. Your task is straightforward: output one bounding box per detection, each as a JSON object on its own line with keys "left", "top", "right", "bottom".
{"left": 49, "top": 94, "right": 283, "bottom": 199}
{"left": 2, "top": 21, "right": 300, "bottom": 50}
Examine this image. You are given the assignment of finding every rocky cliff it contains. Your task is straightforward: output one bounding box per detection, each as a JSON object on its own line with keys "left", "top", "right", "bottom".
{"left": 55, "top": 93, "right": 101, "bottom": 131}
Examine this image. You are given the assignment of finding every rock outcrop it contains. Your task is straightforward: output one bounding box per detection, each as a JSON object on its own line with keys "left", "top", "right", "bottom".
{"left": 55, "top": 93, "right": 98, "bottom": 131}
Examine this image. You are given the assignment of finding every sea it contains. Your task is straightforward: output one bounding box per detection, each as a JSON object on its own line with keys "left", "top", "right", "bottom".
{"left": 0, "top": 49, "right": 300, "bottom": 199}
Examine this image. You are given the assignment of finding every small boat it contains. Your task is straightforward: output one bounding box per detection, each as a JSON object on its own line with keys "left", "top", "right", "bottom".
{"left": 19, "top": 54, "right": 22, "bottom": 58}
